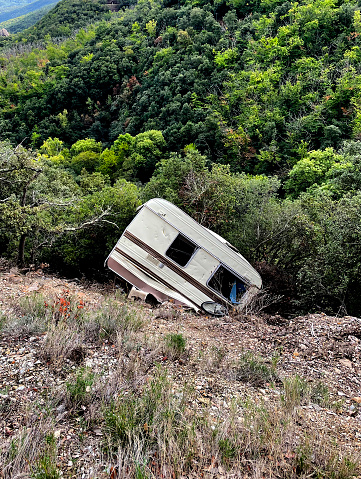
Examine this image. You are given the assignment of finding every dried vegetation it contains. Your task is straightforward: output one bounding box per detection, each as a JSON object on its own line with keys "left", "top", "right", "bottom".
{"left": 0, "top": 265, "right": 360, "bottom": 478}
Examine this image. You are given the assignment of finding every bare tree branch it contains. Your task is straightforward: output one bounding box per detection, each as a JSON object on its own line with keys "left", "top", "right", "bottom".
{"left": 63, "top": 209, "right": 116, "bottom": 232}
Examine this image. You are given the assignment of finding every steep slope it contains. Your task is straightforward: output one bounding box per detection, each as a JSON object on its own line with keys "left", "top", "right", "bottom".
{"left": 0, "top": 263, "right": 360, "bottom": 477}
{"left": 1, "top": 0, "right": 361, "bottom": 317}
{"left": 21, "top": 0, "right": 110, "bottom": 39}
{"left": 0, "top": 0, "right": 360, "bottom": 170}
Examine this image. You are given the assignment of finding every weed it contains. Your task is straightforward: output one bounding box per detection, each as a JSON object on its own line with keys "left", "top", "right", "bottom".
{"left": 135, "top": 463, "right": 149, "bottom": 479}
{"left": 331, "top": 398, "right": 345, "bottom": 414}
{"left": 281, "top": 375, "right": 308, "bottom": 411}
{"left": 103, "top": 395, "right": 140, "bottom": 449}
{"left": 32, "top": 433, "right": 59, "bottom": 479}
{"left": 310, "top": 380, "right": 330, "bottom": 407}
{"left": 210, "top": 345, "right": 227, "bottom": 368}
{"left": 32, "top": 454, "right": 59, "bottom": 479}
{"left": 295, "top": 438, "right": 313, "bottom": 474}
{"left": 84, "top": 301, "right": 143, "bottom": 342}
{"left": 3, "top": 292, "right": 86, "bottom": 337}
{"left": 218, "top": 437, "right": 236, "bottom": 461}
{"left": 271, "top": 350, "right": 281, "bottom": 369}
{"left": 282, "top": 377, "right": 331, "bottom": 411}
{"left": 0, "top": 396, "right": 13, "bottom": 419}
{"left": 19, "top": 293, "right": 49, "bottom": 320}
{"left": 4, "top": 293, "right": 51, "bottom": 335}
{"left": 163, "top": 333, "right": 186, "bottom": 359}
{"left": 102, "top": 366, "right": 187, "bottom": 455}
{"left": 0, "top": 312, "right": 6, "bottom": 330}
{"left": 0, "top": 419, "right": 55, "bottom": 478}
{"left": 66, "top": 367, "right": 94, "bottom": 407}
{"left": 234, "top": 351, "right": 278, "bottom": 387}
{"left": 296, "top": 436, "right": 359, "bottom": 479}
{"left": 41, "top": 324, "right": 85, "bottom": 366}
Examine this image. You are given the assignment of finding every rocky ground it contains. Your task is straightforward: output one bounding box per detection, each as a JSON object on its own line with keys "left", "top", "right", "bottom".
{"left": 0, "top": 260, "right": 360, "bottom": 478}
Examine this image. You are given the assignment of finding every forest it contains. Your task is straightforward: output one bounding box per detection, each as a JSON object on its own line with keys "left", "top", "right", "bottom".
{"left": 1, "top": 0, "right": 361, "bottom": 316}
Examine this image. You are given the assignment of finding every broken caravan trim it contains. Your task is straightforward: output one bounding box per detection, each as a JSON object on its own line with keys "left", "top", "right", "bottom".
{"left": 106, "top": 198, "right": 262, "bottom": 314}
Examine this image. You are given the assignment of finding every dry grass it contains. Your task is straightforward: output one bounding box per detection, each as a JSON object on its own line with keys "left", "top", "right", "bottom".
{"left": 83, "top": 298, "right": 144, "bottom": 343}
{"left": 40, "top": 323, "right": 86, "bottom": 366}
{"left": 0, "top": 418, "right": 58, "bottom": 479}
{"left": 1, "top": 291, "right": 360, "bottom": 478}
{"left": 97, "top": 366, "right": 360, "bottom": 478}
{"left": 230, "top": 351, "right": 279, "bottom": 387}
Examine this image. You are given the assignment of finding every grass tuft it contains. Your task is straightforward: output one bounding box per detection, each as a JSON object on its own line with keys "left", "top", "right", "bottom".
{"left": 234, "top": 351, "right": 279, "bottom": 387}
{"left": 163, "top": 333, "right": 186, "bottom": 360}
{"left": 66, "top": 366, "right": 94, "bottom": 408}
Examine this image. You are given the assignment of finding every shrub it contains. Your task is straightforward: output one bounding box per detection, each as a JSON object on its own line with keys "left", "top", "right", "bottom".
{"left": 163, "top": 333, "right": 186, "bottom": 359}
{"left": 310, "top": 381, "right": 330, "bottom": 407}
{"left": 84, "top": 301, "right": 144, "bottom": 342}
{"left": 281, "top": 375, "right": 309, "bottom": 411}
{"left": 66, "top": 367, "right": 94, "bottom": 408}
{"left": 234, "top": 351, "right": 278, "bottom": 387}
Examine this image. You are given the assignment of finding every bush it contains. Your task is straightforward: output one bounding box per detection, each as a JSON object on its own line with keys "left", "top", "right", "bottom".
{"left": 163, "top": 333, "right": 186, "bottom": 359}
{"left": 66, "top": 367, "right": 94, "bottom": 408}
{"left": 234, "top": 351, "right": 278, "bottom": 387}
{"left": 103, "top": 367, "right": 186, "bottom": 453}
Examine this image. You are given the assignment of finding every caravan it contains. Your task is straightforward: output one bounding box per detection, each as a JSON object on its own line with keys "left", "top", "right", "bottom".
{"left": 106, "top": 198, "right": 262, "bottom": 316}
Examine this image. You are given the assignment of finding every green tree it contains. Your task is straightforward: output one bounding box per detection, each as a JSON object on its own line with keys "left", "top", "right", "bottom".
{"left": 110, "top": 130, "right": 166, "bottom": 182}
{"left": 0, "top": 142, "right": 79, "bottom": 264}
{"left": 0, "top": 142, "right": 139, "bottom": 271}
{"left": 285, "top": 148, "right": 343, "bottom": 197}
{"left": 142, "top": 147, "right": 208, "bottom": 205}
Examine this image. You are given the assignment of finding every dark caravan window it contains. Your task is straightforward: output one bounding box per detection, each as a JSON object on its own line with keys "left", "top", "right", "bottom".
{"left": 208, "top": 265, "right": 247, "bottom": 303}
{"left": 166, "top": 233, "right": 197, "bottom": 267}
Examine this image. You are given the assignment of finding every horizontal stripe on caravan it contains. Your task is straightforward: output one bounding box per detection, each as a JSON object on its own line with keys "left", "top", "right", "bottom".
{"left": 123, "top": 230, "right": 229, "bottom": 307}
{"left": 113, "top": 247, "right": 200, "bottom": 309}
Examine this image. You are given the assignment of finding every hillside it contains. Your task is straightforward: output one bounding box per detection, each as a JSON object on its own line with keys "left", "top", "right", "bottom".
{"left": 1, "top": 0, "right": 361, "bottom": 158}
{"left": 0, "top": 262, "right": 360, "bottom": 478}
{"left": 0, "top": 0, "right": 59, "bottom": 24}
{"left": 0, "top": 4, "right": 57, "bottom": 34}
{"left": 1, "top": 0, "right": 361, "bottom": 317}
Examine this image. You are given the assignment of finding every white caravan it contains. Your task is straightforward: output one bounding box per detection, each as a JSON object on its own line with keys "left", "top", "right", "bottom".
{"left": 106, "top": 198, "right": 262, "bottom": 316}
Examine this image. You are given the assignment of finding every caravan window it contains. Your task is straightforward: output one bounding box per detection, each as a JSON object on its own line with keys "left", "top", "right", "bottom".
{"left": 166, "top": 233, "right": 197, "bottom": 267}
{"left": 208, "top": 265, "right": 247, "bottom": 303}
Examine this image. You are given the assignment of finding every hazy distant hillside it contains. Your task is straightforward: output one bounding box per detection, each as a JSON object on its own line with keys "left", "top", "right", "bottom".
{"left": 0, "top": 0, "right": 33, "bottom": 13}
{"left": 0, "top": 3, "right": 56, "bottom": 33}
{"left": 0, "top": 0, "right": 59, "bottom": 23}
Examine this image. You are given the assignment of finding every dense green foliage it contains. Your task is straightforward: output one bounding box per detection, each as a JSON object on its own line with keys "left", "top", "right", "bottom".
{"left": 1, "top": 0, "right": 361, "bottom": 315}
